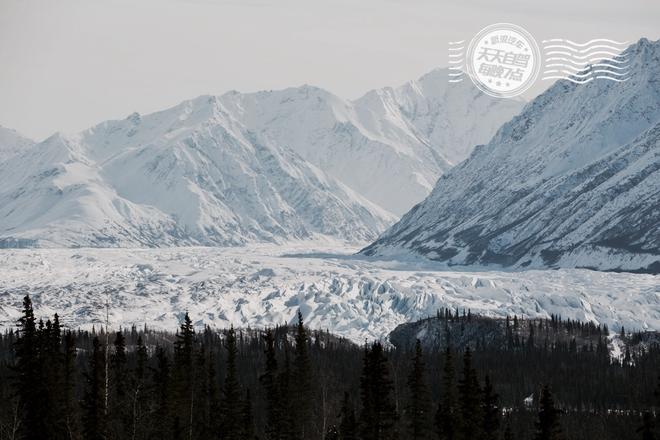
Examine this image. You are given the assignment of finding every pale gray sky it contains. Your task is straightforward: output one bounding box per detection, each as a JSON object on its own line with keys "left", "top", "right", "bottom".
{"left": 1, "top": 0, "right": 659, "bottom": 140}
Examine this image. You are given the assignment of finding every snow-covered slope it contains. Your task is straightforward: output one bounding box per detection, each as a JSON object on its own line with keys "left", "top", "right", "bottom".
{"left": 362, "top": 39, "right": 660, "bottom": 274}
{"left": 0, "top": 125, "right": 34, "bottom": 163}
{"left": 0, "top": 245, "right": 657, "bottom": 342}
{"left": 0, "top": 69, "right": 522, "bottom": 248}
{"left": 212, "top": 70, "right": 522, "bottom": 216}
{"left": 0, "top": 98, "right": 394, "bottom": 247}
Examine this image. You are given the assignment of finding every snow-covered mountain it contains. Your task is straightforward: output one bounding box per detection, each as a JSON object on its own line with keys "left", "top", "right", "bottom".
{"left": 0, "top": 99, "right": 394, "bottom": 247}
{"left": 205, "top": 69, "right": 522, "bottom": 216}
{"left": 362, "top": 39, "right": 660, "bottom": 274}
{"left": 0, "top": 125, "right": 34, "bottom": 163}
{"left": 0, "top": 69, "right": 522, "bottom": 248}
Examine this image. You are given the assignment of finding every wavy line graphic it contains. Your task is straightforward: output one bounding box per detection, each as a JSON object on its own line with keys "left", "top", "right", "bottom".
{"left": 544, "top": 62, "right": 630, "bottom": 71}
{"left": 541, "top": 76, "right": 595, "bottom": 84}
{"left": 541, "top": 37, "right": 631, "bottom": 84}
{"left": 542, "top": 44, "right": 627, "bottom": 53}
{"left": 595, "top": 75, "right": 631, "bottom": 82}
{"left": 545, "top": 57, "right": 628, "bottom": 66}
{"left": 541, "top": 38, "right": 629, "bottom": 46}
{"left": 544, "top": 50, "right": 626, "bottom": 60}
{"left": 448, "top": 40, "right": 465, "bottom": 45}
{"left": 542, "top": 69, "right": 630, "bottom": 78}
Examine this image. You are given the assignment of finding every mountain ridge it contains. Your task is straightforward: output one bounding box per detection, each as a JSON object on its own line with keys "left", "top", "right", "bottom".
{"left": 361, "top": 38, "right": 660, "bottom": 274}
{"left": 0, "top": 68, "right": 522, "bottom": 248}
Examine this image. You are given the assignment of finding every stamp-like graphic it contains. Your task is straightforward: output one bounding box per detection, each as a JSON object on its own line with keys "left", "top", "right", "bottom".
{"left": 448, "top": 25, "right": 632, "bottom": 97}
{"left": 465, "top": 23, "right": 541, "bottom": 98}
{"left": 541, "top": 39, "right": 631, "bottom": 84}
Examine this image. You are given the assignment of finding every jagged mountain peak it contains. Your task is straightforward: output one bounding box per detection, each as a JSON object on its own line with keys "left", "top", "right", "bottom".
{"left": 0, "top": 125, "right": 34, "bottom": 163}
{"left": 0, "top": 67, "right": 523, "bottom": 248}
{"left": 362, "top": 39, "right": 660, "bottom": 274}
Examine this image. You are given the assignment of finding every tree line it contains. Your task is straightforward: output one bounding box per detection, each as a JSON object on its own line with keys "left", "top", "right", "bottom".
{"left": 0, "top": 295, "right": 658, "bottom": 440}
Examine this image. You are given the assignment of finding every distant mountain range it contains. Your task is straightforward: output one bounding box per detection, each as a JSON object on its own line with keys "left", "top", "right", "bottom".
{"left": 362, "top": 38, "right": 660, "bottom": 274}
{"left": 0, "top": 69, "right": 521, "bottom": 248}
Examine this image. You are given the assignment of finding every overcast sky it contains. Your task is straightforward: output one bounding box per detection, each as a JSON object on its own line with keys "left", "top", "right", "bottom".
{"left": 1, "top": 0, "right": 659, "bottom": 140}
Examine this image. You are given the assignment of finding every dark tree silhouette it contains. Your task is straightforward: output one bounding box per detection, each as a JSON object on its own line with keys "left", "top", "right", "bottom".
{"left": 534, "top": 385, "right": 562, "bottom": 440}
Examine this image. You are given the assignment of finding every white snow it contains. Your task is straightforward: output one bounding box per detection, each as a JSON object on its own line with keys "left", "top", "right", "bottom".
{"left": 0, "top": 68, "right": 522, "bottom": 249}
{"left": 364, "top": 38, "right": 660, "bottom": 273}
{"left": 0, "top": 243, "right": 657, "bottom": 343}
{"left": 0, "top": 125, "right": 34, "bottom": 163}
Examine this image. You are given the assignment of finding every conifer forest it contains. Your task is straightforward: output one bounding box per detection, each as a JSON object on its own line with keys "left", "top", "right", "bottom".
{"left": 0, "top": 295, "right": 658, "bottom": 440}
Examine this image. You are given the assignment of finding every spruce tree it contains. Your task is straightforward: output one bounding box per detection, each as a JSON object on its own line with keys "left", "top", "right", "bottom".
{"left": 534, "top": 385, "right": 562, "bottom": 440}
{"left": 110, "top": 331, "right": 129, "bottom": 440}
{"left": 457, "top": 347, "right": 482, "bottom": 440}
{"left": 481, "top": 375, "right": 500, "bottom": 440}
{"left": 436, "top": 347, "right": 457, "bottom": 440}
{"left": 173, "top": 312, "right": 195, "bottom": 440}
{"left": 129, "top": 336, "right": 148, "bottom": 440}
{"left": 260, "top": 329, "right": 282, "bottom": 440}
{"left": 152, "top": 346, "right": 172, "bottom": 440}
{"left": 293, "top": 311, "right": 314, "bottom": 440}
{"left": 241, "top": 388, "right": 256, "bottom": 439}
{"left": 14, "top": 295, "right": 48, "bottom": 440}
{"left": 43, "top": 314, "right": 68, "bottom": 440}
{"left": 278, "top": 347, "right": 296, "bottom": 440}
{"left": 405, "top": 340, "right": 432, "bottom": 440}
{"left": 359, "top": 342, "right": 398, "bottom": 440}
{"left": 338, "top": 392, "right": 358, "bottom": 440}
{"left": 220, "top": 326, "right": 243, "bottom": 440}
{"left": 82, "top": 337, "right": 108, "bottom": 440}
{"left": 503, "top": 416, "right": 514, "bottom": 440}
{"left": 204, "top": 348, "right": 221, "bottom": 438}
{"left": 636, "top": 412, "right": 656, "bottom": 440}
{"left": 63, "top": 331, "right": 79, "bottom": 440}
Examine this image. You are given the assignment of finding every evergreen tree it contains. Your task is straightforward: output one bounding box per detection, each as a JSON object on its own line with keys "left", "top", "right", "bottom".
{"left": 173, "top": 313, "right": 195, "bottom": 440}
{"left": 152, "top": 346, "right": 172, "bottom": 440}
{"left": 534, "top": 385, "right": 562, "bottom": 440}
{"left": 278, "top": 347, "right": 296, "bottom": 440}
{"left": 481, "top": 375, "right": 500, "bottom": 440}
{"left": 110, "top": 331, "right": 128, "bottom": 440}
{"left": 503, "top": 415, "right": 513, "bottom": 440}
{"left": 241, "top": 388, "right": 256, "bottom": 439}
{"left": 457, "top": 347, "right": 482, "bottom": 440}
{"left": 436, "top": 347, "right": 457, "bottom": 440}
{"left": 293, "top": 311, "right": 314, "bottom": 440}
{"left": 260, "top": 329, "right": 282, "bottom": 440}
{"left": 204, "top": 348, "right": 221, "bottom": 438}
{"left": 129, "top": 335, "right": 148, "bottom": 440}
{"left": 82, "top": 337, "right": 108, "bottom": 440}
{"left": 43, "top": 314, "right": 69, "bottom": 440}
{"left": 338, "top": 392, "right": 358, "bottom": 440}
{"left": 220, "top": 326, "right": 243, "bottom": 440}
{"left": 13, "top": 295, "right": 48, "bottom": 440}
{"left": 359, "top": 342, "right": 398, "bottom": 440}
{"left": 62, "top": 331, "right": 79, "bottom": 440}
{"left": 636, "top": 412, "right": 656, "bottom": 440}
{"left": 405, "top": 340, "right": 432, "bottom": 440}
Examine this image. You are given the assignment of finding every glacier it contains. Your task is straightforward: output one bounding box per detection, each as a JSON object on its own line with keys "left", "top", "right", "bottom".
{"left": 0, "top": 244, "right": 657, "bottom": 343}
